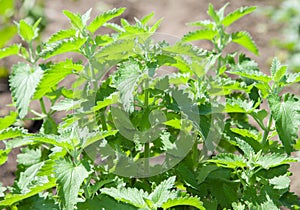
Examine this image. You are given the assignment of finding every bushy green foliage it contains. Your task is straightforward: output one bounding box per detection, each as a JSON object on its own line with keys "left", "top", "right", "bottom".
{"left": 0, "top": 3, "right": 299, "bottom": 210}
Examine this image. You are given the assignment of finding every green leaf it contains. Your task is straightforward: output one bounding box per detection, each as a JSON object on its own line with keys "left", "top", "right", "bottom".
{"left": 17, "top": 162, "right": 46, "bottom": 194}
{"left": 269, "top": 175, "right": 290, "bottom": 190}
{"left": 286, "top": 72, "right": 300, "bottom": 84}
{"left": 34, "top": 59, "right": 83, "bottom": 99}
{"left": 225, "top": 98, "right": 258, "bottom": 113}
{"left": 182, "top": 29, "right": 217, "bottom": 42}
{"left": 162, "top": 196, "right": 205, "bottom": 210}
{"left": 9, "top": 63, "right": 43, "bottom": 118}
{"left": 17, "top": 19, "right": 37, "bottom": 42}
{"left": 47, "top": 29, "right": 77, "bottom": 43}
{"left": 101, "top": 187, "right": 147, "bottom": 208}
{"left": 87, "top": 8, "right": 126, "bottom": 33}
{"left": 270, "top": 99, "right": 300, "bottom": 153}
{"left": 222, "top": 6, "right": 256, "bottom": 27}
{"left": 0, "top": 25, "right": 17, "bottom": 48}
{"left": 82, "top": 130, "right": 118, "bottom": 149}
{"left": 51, "top": 98, "right": 84, "bottom": 111}
{"left": 92, "top": 93, "right": 118, "bottom": 112}
{"left": 27, "top": 134, "right": 73, "bottom": 150}
{"left": 207, "top": 3, "right": 220, "bottom": 23}
{"left": 41, "top": 37, "right": 87, "bottom": 59}
{"left": 256, "top": 153, "right": 297, "bottom": 169}
{"left": 113, "top": 60, "right": 143, "bottom": 113}
{"left": 17, "top": 148, "right": 41, "bottom": 166}
{"left": 63, "top": 10, "right": 84, "bottom": 30}
{"left": 0, "top": 44, "right": 20, "bottom": 59}
{"left": 0, "top": 178, "right": 56, "bottom": 206}
{"left": 55, "top": 159, "right": 89, "bottom": 210}
{"left": 0, "top": 149, "right": 10, "bottom": 165}
{"left": 0, "top": 127, "right": 27, "bottom": 141}
{"left": 18, "top": 194, "right": 59, "bottom": 210}
{"left": 0, "top": 111, "right": 17, "bottom": 130}
{"left": 230, "top": 69, "right": 271, "bottom": 83}
{"left": 141, "top": 12, "right": 155, "bottom": 24}
{"left": 232, "top": 31, "right": 259, "bottom": 55}
{"left": 270, "top": 57, "right": 287, "bottom": 82}
{"left": 149, "top": 176, "right": 177, "bottom": 207}
{"left": 187, "top": 20, "right": 215, "bottom": 29}
{"left": 77, "top": 195, "right": 137, "bottom": 210}
{"left": 208, "top": 153, "right": 247, "bottom": 169}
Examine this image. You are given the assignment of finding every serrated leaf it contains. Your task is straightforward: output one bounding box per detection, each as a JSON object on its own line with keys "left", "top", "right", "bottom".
{"left": 34, "top": 59, "right": 83, "bottom": 99}
{"left": 55, "top": 159, "right": 89, "bottom": 210}
{"left": 92, "top": 92, "right": 118, "bottom": 112}
{"left": 207, "top": 3, "right": 220, "bottom": 23}
{"left": 0, "top": 127, "right": 27, "bottom": 141}
{"left": 187, "top": 20, "right": 215, "bottom": 29}
{"left": 103, "top": 22, "right": 125, "bottom": 32}
{"left": 222, "top": 6, "right": 256, "bottom": 27}
{"left": 17, "top": 19, "right": 37, "bottom": 42}
{"left": 9, "top": 63, "right": 43, "bottom": 118}
{"left": 113, "top": 60, "right": 143, "bottom": 113}
{"left": 0, "top": 178, "right": 56, "bottom": 206}
{"left": 256, "top": 153, "right": 297, "bottom": 169}
{"left": 0, "top": 111, "right": 17, "bottom": 130}
{"left": 232, "top": 31, "right": 259, "bottom": 55}
{"left": 182, "top": 29, "right": 217, "bottom": 42}
{"left": 78, "top": 195, "right": 137, "bottom": 210}
{"left": 95, "top": 37, "right": 138, "bottom": 62}
{"left": 82, "top": 130, "right": 118, "bottom": 148}
{"left": 17, "top": 148, "right": 41, "bottom": 166}
{"left": 269, "top": 175, "right": 290, "bottom": 190}
{"left": 101, "top": 187, "right": 147, "bottom": 208}
{"left": 225, "top": 98, "right": 258, "bottom": 113}
{"left": 150, "top": 176, "right": 177, "bottom": 207}
{"left": 208, "top": 153, "right": 247, "bottom": 169}
{"left": 52, "top": 98, "right": 84, "bottom": 111}
{"left": 286, "top": 72, "right": 300, "bottom": 84}
{"left": 41, "top": 37, "right": 87, "bottom": 59}
{"left": 230, "top": 69, "right": 271, "bottom": 83}
{"left": 270, "top": 57, "right": 281, "bottom": 77}
{"left": 235, "top": 137, "right": 255, "bottom": 158}
{"left": 271, "top": 100, "right": 300, "bottom": 153}
{"left": 63, "top": 10, "right": 84, "bottom": 30}
{"left": 162, "top": 196, "right": 205, "bottom": 210}
{"left": 17, "top": 162, "right": 47, "bottom": 194}
{"left": 47, "top": 29, "right": 77, "bottom": 44}
{"left": 28, "top": 134, "right": 73, "bottom": 150}
{"left": 270, "top": 57, "right": 287, "bottom": 82}
{"left": 87, "top": 8, "right": 125, "bottom": 33}
{"left": 0, "top": 44, "right": 20, "bottom": 59}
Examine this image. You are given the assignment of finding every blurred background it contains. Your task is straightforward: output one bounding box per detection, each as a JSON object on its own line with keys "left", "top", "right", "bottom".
{"left": 0, "top": 0, "right": 300, "bottom": 197}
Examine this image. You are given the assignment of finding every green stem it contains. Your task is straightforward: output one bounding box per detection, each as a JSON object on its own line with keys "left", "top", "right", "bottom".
{"left": 39, "top": 98, "right": 47, "bottom": 115}
{"left": 262, "top": 114, "right": 272, "bottom": 151}
{"left": 89, "top": 60, "right": 98, "bottom": 91}
{"left": 144, "top": 78, "right": 150, "bottom": 174}
{"left": 100, "top": 111, "right": 107, "bottom": 130}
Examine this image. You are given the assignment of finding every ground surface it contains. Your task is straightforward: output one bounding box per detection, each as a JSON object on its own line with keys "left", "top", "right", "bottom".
{"left": 1, "top": 0, "right": 300, "bottom": 199}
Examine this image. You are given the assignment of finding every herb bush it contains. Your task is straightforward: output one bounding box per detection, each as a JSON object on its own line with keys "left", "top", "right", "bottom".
{"left": 0, "top": 3, "right": 300, "bottom": 210}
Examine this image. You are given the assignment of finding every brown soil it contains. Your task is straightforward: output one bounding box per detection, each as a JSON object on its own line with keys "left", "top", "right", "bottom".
{"left": 1, "top": 0, "right": 299, "bottom": 200}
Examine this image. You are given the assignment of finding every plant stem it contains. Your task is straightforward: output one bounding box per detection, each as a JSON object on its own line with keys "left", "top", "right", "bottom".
{"left": 100, "top": 111, "right": 107, "bottom": 130}
{"left": 144, "top": 78, "right": 150, "bottom": 174}
{"left": 39, "top": 98, "right": 47, "bottom": 115}
{"left": 262, "top": 114, "right": 272, "bottom": 151}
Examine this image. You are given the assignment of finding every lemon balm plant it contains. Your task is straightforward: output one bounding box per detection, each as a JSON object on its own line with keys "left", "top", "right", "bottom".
{"left": 0, "top": 3, "right": 300, "bottom": 210}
